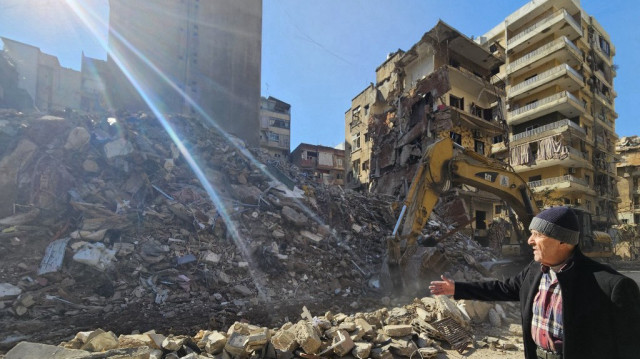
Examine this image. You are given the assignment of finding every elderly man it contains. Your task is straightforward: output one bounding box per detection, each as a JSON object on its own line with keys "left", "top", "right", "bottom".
{"left": 429, "top": 206, "right": 640, "bottom": 359}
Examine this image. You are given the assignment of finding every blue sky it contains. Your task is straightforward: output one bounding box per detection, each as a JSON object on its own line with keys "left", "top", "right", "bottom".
{"left": 0, "top": 0, "right": 638, "bottom": 149}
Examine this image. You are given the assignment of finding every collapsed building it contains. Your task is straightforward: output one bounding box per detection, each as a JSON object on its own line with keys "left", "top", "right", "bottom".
{"left": 345, "top": 21, "right": 508, "bottom": 245}
{"left": 0, "top": 109, "right": 518, "bottom": 356}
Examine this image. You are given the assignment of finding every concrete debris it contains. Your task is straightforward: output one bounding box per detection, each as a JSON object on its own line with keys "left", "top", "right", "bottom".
{"left": 4, "top": 293, "right": 522, "bottom": 357}
{"left": 0, "top": 111, "right": 524, "bottom": 356}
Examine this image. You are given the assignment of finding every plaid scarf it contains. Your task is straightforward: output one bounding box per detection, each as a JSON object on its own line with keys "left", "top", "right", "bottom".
{"left": 531, "top": 264, "right": 565, "bottom": 353}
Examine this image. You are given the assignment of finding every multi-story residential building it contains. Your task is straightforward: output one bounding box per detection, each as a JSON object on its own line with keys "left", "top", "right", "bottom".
{"left": 345, "top": 21, "right": 507, "bottom": 240}
{"left": 107, "top": 0, "right": 262, "bottom": 146}
{"left": 345, "top": 83, "right": 377, "bottom": 189}
{"left": 290, "top": 143, "right": 345, "bottom": 186}
{"left": 616, "top": 136, "right": 640, "bottom": 225}
{"left": 259, "top": 96, "right": 291, "bottom": 158}
{"left": 1, "top": 37, "right": 81, "bottom": 112}
{"left": 479, "top": 0, "right": 619, "bottom": 230}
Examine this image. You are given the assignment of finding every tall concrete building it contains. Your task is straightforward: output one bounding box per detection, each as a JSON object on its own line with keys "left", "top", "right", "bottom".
{"left": 479, "top": 0, "right": 619, "bottom": 230}
{"left": 259, "top": 96, "right": 290, "bottom": 158}
{"left": 107, "top": 0, "right": 262, "bottom": 146}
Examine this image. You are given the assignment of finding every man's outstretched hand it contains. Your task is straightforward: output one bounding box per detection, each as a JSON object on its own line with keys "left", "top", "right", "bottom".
{"left": 429, "top": 275, "right": 455, "bottom": 296}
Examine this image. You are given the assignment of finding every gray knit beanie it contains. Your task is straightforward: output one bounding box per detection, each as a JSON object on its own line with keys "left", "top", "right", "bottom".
{"left": 528, "top": 206, "right": 580, "bottom": 245}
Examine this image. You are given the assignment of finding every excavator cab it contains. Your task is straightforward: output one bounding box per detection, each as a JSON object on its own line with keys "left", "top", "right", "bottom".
{"left": 573, "top": 208, "right": 613, "bottom": 258}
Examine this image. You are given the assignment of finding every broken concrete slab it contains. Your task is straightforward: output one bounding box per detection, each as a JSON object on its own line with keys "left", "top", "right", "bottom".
{"left": 0, "top": 282, "right": 22, "bottom": 300}
{"left": 4, "top": 342, "right": 92, "bottom": 359}
{"left": 294, "top": 320, "right": 321, "bottom": 354}
{"left": 383, "top": 324, "right": 413, "bottom": 337}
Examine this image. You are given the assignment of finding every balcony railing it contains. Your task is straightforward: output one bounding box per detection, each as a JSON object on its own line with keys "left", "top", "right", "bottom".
{"left": 566, "top": 146, "right": 589, "bottom": 160}
{"left": 508, "top": 37, "right": 582, "bottom": 73}
{"left": 508, "top": 9, "right": 581, "bottom": 46}
{"left": 528, "top": 174, "right": 588, "bottom": 189}
{"left": 511, "top": 119, "right": 584, "bottom": 141}
{"left": 509, "top": 91, "right": 583, "bottom": 118}
{"left": 349, "top": 120, "right": 362, "bottom": 129}
{"left": 510, "top": 64, "right": 583, "bottom": 93}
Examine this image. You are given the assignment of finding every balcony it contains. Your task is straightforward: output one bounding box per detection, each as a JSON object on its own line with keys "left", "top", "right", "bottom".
{"left": 591, "top": 37, "right": 613, "bottom": 66}
{"left": 528, "top": 175, "right": 595, "bottom": 195}
{"left": 298, "top": 158, "right": 316, "bottom": 168}
{"left": 510, "top": 118, "right": 585, "bottom": 144}
{"left": 512, "top": 144, "right": 591, "bottom": 171}
{"left": 507, "top": 37, "right": 582, "bottom": 76}
{"left": 349, "top": 119, "right": 362, "bottom": 130}
{"left": 507, "top": 9, "right": 582, "bottom": 54}
{"left": 507, "top": 91, "right": 585, "bottom": 126}
{"left": 508, "top": 64, "right": 583, "bottom": 101}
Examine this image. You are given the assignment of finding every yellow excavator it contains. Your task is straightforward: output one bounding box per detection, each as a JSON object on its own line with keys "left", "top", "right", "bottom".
{"left": 386, "top": 137, "right": 612, "bottom": 288}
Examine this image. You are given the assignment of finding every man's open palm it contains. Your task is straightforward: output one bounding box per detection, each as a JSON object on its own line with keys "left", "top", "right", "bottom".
{"left": 429, "top": 275, "right": 455, "bottom": 296}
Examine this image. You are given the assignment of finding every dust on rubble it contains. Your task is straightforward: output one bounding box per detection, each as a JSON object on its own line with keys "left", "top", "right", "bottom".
{"left": 0, "top": 110, "right": 532, "bottom": 357}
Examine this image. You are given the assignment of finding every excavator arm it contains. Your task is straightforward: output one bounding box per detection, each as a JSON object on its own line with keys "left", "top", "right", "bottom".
{"left": 387, "top": 137, "right": 538, "bottom": 284}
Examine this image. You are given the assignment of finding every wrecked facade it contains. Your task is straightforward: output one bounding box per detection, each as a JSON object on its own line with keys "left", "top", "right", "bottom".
{"left": 616, "top": 136, "right": 640, "bottom": 225}
{"left": 345, "top": 21, "right": 507, "bottom": 241}
{"left": 259, "top": 96, "right": 291, "bottom": 158}
{"left": 290, "top": 143, "right": 345, "bottom": 186}
{"left": 480, "top": 0, "right": 619, "bottom": 230}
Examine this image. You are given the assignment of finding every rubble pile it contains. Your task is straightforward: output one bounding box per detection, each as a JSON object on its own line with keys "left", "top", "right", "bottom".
{"left": 0, "top": 110, "right": 517, "bottom": 354}
{"left": 4, "top": 296, "right": 523, "bottom": 358}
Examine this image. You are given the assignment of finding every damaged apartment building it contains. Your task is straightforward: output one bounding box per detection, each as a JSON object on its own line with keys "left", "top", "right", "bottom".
{"left": 616, "top": 136, "right": 640, "bottom": 225}
{"left": 345, "top": 20, "right": 507, "bottom": 240}
{"left": 346, "top": 0, "right": 620, "bottom": 239}
{"left": 479, "top": 0, "right": 619, "bottom": 230}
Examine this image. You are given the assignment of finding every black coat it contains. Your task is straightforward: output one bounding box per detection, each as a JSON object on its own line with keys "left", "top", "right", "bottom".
{"left": 454, "top": 250, "right": 640, "bottom": 359}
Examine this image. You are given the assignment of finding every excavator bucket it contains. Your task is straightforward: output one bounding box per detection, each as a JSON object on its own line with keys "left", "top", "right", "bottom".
{"left": 420, "top": 247, "right": 450, "bottom": 273}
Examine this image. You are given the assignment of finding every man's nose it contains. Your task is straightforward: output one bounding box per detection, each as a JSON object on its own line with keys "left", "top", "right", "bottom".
{"left": 527, "top": 234, "right": 535, "bottom": 245}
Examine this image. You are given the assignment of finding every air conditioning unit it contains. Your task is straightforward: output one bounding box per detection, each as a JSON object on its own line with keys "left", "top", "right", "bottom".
{"left": 568, "top": 167, "right": 577, "bottom": 174}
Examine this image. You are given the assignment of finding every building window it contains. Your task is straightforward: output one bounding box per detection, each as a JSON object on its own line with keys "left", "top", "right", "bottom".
{"left": 352, "top": 132, "right": 361, "bottom": 150}
{"left": 268, "top": 132, "right": 279, "bottom": 142}
{"left": 364, "top": 105, "right": 369, "bottom": 116}
{"left": 336, "top": 158, "right": 343, "bottom": 167}
{"left": 622, "top": 219, "right": 629, "bottom": 224}
{"left": 364, "top": 133, "right": 370, "bottom": 142}
{"left": 493, "top": 135, "right": 503, "bottom": 144}
{"left": 269, "top": 117, "right": 290, "bottom": 129}
{"left": 352, "top": 159, "right": 360, "bottom": 176}
{"left": 495, "top": 205, "right": 502, "bottom": 214}
{"left": 352, "top": 107, "right": 361, "bottom": 121}
{"left": 599, "top": 35, "right": 610, "bottom": 56}
{"left": 449, "top": 95, "right": 464, "bottom": 110}
{"left": 450, "top": 131, "right": 462, "bottom": 145}
{"left": 362, "top": 160, "right": 369, "bottom": 171}
{"left": 474, "top": 140, "right": 485, "bottom": 155}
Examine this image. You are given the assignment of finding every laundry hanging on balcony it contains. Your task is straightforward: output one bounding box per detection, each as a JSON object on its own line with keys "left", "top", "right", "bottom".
{"left": 510, "top": 143, "right": 532, "bottom": 166}
{"left": 537, "top": 135, "right": 568, "bottom": 161}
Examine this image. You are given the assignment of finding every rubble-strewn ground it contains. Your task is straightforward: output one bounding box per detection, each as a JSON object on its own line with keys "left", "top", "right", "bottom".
{"left": 0, "top": 110, "right": 637, "bottom": 358}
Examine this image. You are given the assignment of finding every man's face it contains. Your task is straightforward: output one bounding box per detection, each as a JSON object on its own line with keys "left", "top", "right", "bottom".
{"left": 527, "top": 230, "right": 568, "bottom": 266}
